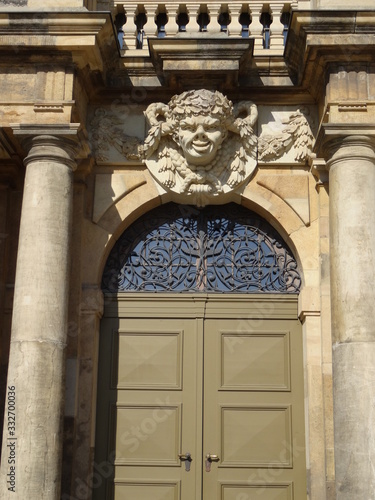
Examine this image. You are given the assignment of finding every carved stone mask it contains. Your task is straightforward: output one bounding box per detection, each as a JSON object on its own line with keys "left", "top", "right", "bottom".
{"left": 143, "top": 89, "right": 258, "bottom": 207}
{"left": 169, "top": 89, "right": 232, "bottom": 167}
{"left": 176, "top": 115, "right": 228, "bottom": 167}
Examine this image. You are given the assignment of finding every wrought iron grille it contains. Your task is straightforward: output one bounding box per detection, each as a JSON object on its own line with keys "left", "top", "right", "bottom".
{"left": 102, "top": 203, "right": 301, "bottom": 293}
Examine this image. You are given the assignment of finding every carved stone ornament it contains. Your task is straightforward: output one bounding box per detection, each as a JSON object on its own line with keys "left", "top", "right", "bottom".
{"left": 258, "top": 108, "right": 314, "bottom": 163}
{"left": 143, "top": 89, "right": 258, "bottom": 207}
{"left": 90, "top": 108, "right": 143, "bottom": 162}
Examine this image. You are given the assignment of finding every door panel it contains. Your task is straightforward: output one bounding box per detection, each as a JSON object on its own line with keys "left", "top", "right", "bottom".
{"left": 115, "top": 403, "right": 182, "bottom": 465}
{"left": 219, "top": 330, "right": 291, "bottom": 391}
{"left": 116, "top": 330, "right": 183, "bottom": 389}
{"left": 114, "top": 481, "right": 180, "bottom": 500}
{"left": 220, "top": 483, "right": 293, "bottom": 500}
{"left": 203, "top": 319, "right": 306, "bottom": 500}
{"left": 220, "top": 405, "right": 292, "bottom": 467}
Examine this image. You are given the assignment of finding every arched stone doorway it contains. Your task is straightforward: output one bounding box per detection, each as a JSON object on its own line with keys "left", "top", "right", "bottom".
{"left": 95, "top": 203, "right": 307, "bottom": 500}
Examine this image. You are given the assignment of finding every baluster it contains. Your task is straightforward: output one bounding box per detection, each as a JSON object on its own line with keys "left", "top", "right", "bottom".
{"left": 165, "top": 3, "right": 179, "bottom": 35}
{"left": 186, "top": 3, "right": 201, "bottom": 34}
{"left": 228, "top": 3, "right": 244, "bottom": 37}
{"left": 207, "top": 3, "right": 222, "bottom": 33}
{"left": 249, "top": 3, "right": 264, "bottom": 51}
{"left": 143, "top": 3, "right": 158, "bottom": 38}
{"left": 269, "top": 3, "right": 285, "bottom": 49}
{"left": 123, "top": 3, "right": 138, "bottom": 50}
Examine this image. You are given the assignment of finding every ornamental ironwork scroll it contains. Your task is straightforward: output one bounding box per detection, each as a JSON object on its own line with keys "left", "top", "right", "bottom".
{"left": 102, "top": 203, "right": 301, "bottom": 293}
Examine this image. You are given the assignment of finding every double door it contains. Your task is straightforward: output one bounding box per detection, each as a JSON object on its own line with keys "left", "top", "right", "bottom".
{"left": 95, "top": 295, "right": 306, "bottom": 500}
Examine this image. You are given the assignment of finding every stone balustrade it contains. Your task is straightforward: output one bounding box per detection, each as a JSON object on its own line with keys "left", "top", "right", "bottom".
{"left": 114, "top": 1, "right": 296, "bottom": 55}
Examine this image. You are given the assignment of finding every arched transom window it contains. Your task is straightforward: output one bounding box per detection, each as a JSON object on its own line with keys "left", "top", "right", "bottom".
{"left": 102, "top": 203, "right": 301, "bottom": 293}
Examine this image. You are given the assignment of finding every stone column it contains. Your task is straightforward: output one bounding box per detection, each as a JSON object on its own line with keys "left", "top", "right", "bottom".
{"left": 324, "top": 132, "right": 375, "bottom": 499}
{"left": 0, "top": 128, "right": 78, "bottom": 499}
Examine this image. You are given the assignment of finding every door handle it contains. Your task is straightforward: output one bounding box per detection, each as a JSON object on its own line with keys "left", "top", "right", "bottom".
{"left": 178, "top": 452, "right": 192, "bottom": 471}
{"left": 205, "top": 453, "right": 220, "bottom": 472}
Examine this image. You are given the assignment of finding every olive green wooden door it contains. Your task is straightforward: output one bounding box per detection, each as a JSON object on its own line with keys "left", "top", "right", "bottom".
{"left": 203, "top": 318, "right": 306, "bottom": 500}
{"left": 95, "top": 295, "right": 306, "bottom": 500}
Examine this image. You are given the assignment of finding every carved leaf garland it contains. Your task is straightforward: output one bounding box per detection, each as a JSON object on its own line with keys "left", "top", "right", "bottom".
{"left": 258, "top": 108, "right": 314, "bottom": 163}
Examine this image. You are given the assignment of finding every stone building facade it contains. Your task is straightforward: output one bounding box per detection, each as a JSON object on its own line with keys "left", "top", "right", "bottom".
{"left": 0, "top": 1, "right": 374, "bottom": 499}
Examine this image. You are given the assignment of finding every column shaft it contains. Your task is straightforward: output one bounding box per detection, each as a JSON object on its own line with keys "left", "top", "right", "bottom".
{"left": 0, "top": 134, "right": 76, "bottom": 499}
{"left": 327, "top": 135, "right": 375, "bottom": 499}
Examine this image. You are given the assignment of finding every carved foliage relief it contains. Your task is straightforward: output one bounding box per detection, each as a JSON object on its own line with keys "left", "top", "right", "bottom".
{"left": 89, "top": 90, "right": 315, "bottom": 207}
{"left": 257, "top": 107, "right": 315, "bottom": 162}
{"left": 90, "top": 108, "right": 143, "bottom": 162}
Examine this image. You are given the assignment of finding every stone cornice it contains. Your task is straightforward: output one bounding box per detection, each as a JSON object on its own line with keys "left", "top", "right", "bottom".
{"left": 12, "top": 123, "right": 80, "bottom": 137}
{"left": 285, "top": 10, "right": 375, "bottom": 93}
{"left": 0, "top": 12, "right": 118, "bottom": 71}
{"left": 148, "top": 37, "right": 253, "bottom": 87}
{"left": 0, "top": 12, "right": 109, "bottom": 34}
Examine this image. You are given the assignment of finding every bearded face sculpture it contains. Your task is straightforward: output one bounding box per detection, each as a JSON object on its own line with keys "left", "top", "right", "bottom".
{"left": 143, "top": 89, "right": 258, "bottom": 207}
